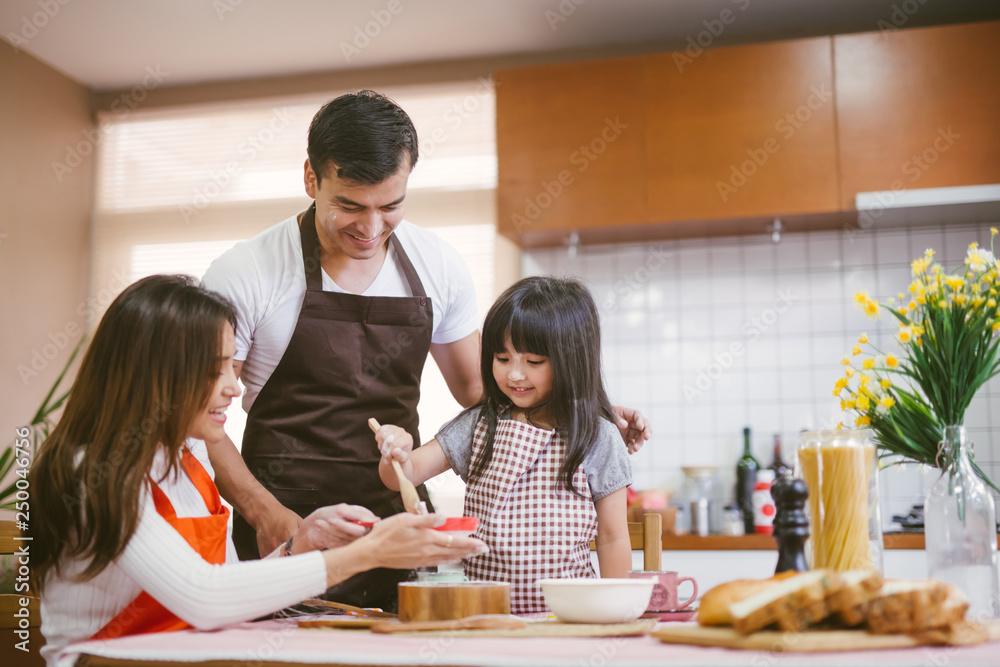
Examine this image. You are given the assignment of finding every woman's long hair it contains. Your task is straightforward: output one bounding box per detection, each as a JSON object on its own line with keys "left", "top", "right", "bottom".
{"left": 30, "top": 275, "right": 236, "bottom": 590}
{"left": 468, "top": 276, "right": 615, "bottom": 495}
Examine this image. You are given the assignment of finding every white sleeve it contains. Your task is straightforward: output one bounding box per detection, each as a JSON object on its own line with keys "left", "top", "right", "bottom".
{"left": 201, "top": 244, "right": 260, "bottom": 363}
{"left": 116, "top": 499, "right": 327, "bottom": 630}
{"left": 431, "top": 239, "right": 480, "bottom": 345}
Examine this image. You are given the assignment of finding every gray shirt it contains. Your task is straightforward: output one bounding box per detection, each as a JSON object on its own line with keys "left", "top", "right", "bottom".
{"left": 436, "top": 408, "right": 633, "bottom": 501}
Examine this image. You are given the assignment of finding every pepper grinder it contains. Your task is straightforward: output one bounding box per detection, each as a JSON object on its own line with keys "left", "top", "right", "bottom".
{"left": 770, "top": 471, "right": 810, "bottom": 574}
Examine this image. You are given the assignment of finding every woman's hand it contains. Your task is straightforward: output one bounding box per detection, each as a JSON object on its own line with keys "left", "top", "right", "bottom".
{"left": 320, "top": 513, "right": 489, "bottom": 589}
{"left": 292, "top": 504, "right": 381, "bottom": 553}
{"left": 363, "top": 513, "right": 487, "bottom": 570}
{"left": 612, "top": 406, "right": 651, "bottom": 454}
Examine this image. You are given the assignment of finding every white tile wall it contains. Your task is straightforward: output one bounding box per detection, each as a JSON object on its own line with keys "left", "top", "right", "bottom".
{"left": 523, "top": 222, "right": 1000, "bottom": 525}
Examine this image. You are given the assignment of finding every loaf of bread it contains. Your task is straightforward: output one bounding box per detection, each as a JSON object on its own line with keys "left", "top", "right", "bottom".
{"left": 827, "top": 569, "right": 884, "bottom": 627}
{"left": 697, "top": 571, "right": 797, "bottom": 626}
{"left": 729, "top": 570, "right": 842, "bottom": 635}
{"left": 866, "top": 580, "right": 963, "bottom": 634}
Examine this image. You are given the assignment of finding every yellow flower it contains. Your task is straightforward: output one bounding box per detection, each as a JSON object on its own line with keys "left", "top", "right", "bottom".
{"left": 876, "top": 396, "right": 896, "bottom": 415}
{"left": 897, "top": 293, "right": 904, "bottom": 302}
{"left": 993, "top": 322, "right": 1000, "bottom": 333}
{"left": 955, "top": 294, "right": 968, "bottom": 307}
{"left": 852, "top": 344, "right": 862, "bottom": 356}
{"left": 908, "top": 300, "right": 919, "bottom": 311}
{"left": 854, "top": 291, "right": 870, "bottom": 305}
{"left": 898, "top": 326, "right": 912, "bottom": 343}
{"left": 992, "top": 227, "right": 998, "bottom": 236}
{"left": 855, "top": 415, "right": 871, "bottom": 427}
{"left": 836, "top": 422, "right": 844, "bottom": 430}
{"left": 862, "top": 358, "right": 875, "bottom": 370}
{"left": 856, "top": 395, "right": 870, "bottom": 412}
{"left": 915, "top": 294, "right": 926, "bottom": 305}
{"left": 864, "top": 300, "right": 880, "bottom": 318}
{"left": 911, "top": 257, "right": 932, "bottom": 275}
{"left": 989, "top": 299, "right": 998, "bottom": 309}
{"left": 833, "top": 378, "right": 849, "bottom": 395}
{"left": 845, "top": 368, "right": 855, "bottom": 377}
{"left": 938, "top": 299, "right": 948, "bottom": 309}
{"left": 880, "top": 379, "right": 892, "bottom": 390}
{"left": 886, "top": 354, "right": 899, "bottom": 368}
{"left": 840, "top": 356, "right": 851, "bottom": 366}
{"left": 973, "top": 296, "right": 986, "bottom": 308}
{"left": 858, "top": 332, "right": 869, "bottom": 344}
{"left": 945, "top": 275, "right": 966, "bottom": 291}
{"left": 925, "top": 248, "right": 936, "bottom": 258}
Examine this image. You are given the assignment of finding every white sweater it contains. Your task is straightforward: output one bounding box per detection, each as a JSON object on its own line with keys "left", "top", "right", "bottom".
{"left": 40, "top": 440, "right": 327, "bottom": 667}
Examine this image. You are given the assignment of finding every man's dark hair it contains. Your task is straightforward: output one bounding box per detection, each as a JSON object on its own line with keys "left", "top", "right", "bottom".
{"left": 307, "top": 90, "right": 419, "bottom": 186}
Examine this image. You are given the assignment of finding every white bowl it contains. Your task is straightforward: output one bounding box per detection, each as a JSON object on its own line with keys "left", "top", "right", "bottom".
{"left": 539, "top": 578, "right": 654, "bottom": 624}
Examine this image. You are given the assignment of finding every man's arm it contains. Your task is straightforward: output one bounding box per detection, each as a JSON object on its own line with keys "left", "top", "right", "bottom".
{"left": 206, "top": 360, "right": 302, "bottom": 555}
{"left": 429, "top": 331, "right": 483, "bottom": 408}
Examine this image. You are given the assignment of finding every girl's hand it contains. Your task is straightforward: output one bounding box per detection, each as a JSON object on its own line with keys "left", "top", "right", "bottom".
{"left": 360, "top": 513, "right": 488, "bottom": 570}
{"left": 293, "top": 504, "right": 381, "bottom": 552}
{"left": 375, "top": 424, "right": 414, "bottom": 464}
{"left": 613, "top": 406, "right": 651, "bottom": 454}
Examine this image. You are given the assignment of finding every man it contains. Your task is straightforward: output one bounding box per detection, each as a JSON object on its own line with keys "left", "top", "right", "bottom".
{"left": 202, "top": 90, "right": 649, "bottom": 610}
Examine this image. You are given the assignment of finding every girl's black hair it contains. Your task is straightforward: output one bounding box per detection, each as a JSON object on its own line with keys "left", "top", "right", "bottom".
{"left": 468, "top": 276, "right": 615, "bottom": 495}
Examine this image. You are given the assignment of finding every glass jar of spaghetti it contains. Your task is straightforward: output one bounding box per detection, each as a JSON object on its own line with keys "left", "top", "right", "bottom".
{"left": 796, "top": 430, "right": 883, "bottom": 573}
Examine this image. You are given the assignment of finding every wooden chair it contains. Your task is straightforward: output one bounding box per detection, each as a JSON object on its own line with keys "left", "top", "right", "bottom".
{"left": 1, "top": 519, "right": 45, "bottom": 667}
{"left": 590, "top": 512, "right": 664, "bottom": 570}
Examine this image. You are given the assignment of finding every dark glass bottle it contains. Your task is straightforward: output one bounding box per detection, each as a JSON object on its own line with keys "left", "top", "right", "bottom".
{"left": 769, "top": 434, "right": 789, "bottom": 477}
{"left": 736, "top": 427, "right": 760, "bottom": 534}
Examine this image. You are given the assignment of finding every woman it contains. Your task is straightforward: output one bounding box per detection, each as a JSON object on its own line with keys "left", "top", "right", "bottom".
{"left": 30, "top": 275, "right": 486, "bottom": 666}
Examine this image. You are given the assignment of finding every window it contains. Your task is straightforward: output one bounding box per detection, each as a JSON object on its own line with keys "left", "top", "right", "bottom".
{"left": 94, "top": 81, "right": 500, "bottom": 514}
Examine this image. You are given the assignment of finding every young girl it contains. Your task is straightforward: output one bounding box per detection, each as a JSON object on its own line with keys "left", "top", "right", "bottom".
{"left": 376, "top": 276, "right": 633, "bottom": 613}
{"left": 30, "top": 275, "right": 486, "bottom": 666}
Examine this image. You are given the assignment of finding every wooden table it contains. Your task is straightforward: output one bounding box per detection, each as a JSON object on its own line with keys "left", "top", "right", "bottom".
{"left": 63, "top": 618, "right": 1000, "bottom": 667}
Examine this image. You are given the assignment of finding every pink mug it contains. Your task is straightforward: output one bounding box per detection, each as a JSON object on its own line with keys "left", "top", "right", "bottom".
{"left": 628, "top": 570, "right": 698, "bottom": 612}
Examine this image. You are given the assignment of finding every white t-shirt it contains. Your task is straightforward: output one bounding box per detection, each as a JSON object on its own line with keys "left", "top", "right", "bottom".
{"left": 202, "top": 213, "right": 479, "bottom": 411}
{"left": 40, "top": 440, "right": 327, "bottom": 667}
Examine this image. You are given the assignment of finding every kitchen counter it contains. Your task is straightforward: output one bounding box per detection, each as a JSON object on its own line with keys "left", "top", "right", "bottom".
{"left": 615, "top": 523, "right": 1000, "bottom": 550}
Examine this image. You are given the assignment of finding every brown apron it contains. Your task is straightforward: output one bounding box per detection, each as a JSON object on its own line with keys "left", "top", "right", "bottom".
{"left": 233, "top": 204, "right": 433, "bottom": 610}
{"left": 462, "top": 417, "right": 598, "bottom": 614}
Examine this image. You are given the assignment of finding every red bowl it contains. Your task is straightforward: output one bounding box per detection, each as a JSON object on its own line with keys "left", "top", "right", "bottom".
{"left": 432, "top": 516, "right": 479, "bottom": 533}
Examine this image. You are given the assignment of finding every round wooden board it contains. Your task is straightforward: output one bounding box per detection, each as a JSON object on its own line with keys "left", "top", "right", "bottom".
{"left": 398, "top": 581, "right": 511, "bottom": 622}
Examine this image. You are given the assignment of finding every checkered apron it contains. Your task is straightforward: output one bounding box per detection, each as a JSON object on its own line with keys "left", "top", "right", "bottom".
{"left": 463, "top": 417, "right": 598, "bottom": 614}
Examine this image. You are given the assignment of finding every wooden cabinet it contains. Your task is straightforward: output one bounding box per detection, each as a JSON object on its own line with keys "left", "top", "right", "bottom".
{"left": 495, "top": 21, "right": 1000, "bottom": 246}
{"left": 834, "top": 21, "right": 1000, "bottom": 209}
{"left": 644, "top": 37, "right": 839, "bottom": 223}
{"left": 495, "top": 57, "right": 646, "bottom": 243}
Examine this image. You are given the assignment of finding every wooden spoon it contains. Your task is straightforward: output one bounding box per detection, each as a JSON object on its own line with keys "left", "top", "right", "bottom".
{"left": 369, "top": 614, "right": 527, "bottom": 634}
{"left": 368, "top": 417, "right": 423, "bottom": 514}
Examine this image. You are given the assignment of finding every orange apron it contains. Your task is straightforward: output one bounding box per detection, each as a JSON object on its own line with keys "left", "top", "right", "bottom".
{"left": 91, "top": 447, "right": 230, "bottom": 640}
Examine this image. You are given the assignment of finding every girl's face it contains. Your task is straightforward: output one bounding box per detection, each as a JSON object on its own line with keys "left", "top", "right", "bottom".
{"left": 492, "top": 335, "right": 553, "bottom": 413}
{"left": 188, "top": 325, "right": 241, "bottom": 442}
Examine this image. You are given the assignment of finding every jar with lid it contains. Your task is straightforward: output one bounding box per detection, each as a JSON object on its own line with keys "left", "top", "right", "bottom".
{"left": 681, "top": 466, "right": 717, "bottom": 536}
{"left": 796, "top": 429, "right": 883, "bottom": 572}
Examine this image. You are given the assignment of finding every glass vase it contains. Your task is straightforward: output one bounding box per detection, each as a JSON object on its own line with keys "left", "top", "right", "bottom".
{"left": 925, "top": 425, "right": 999, "bottom": 619}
